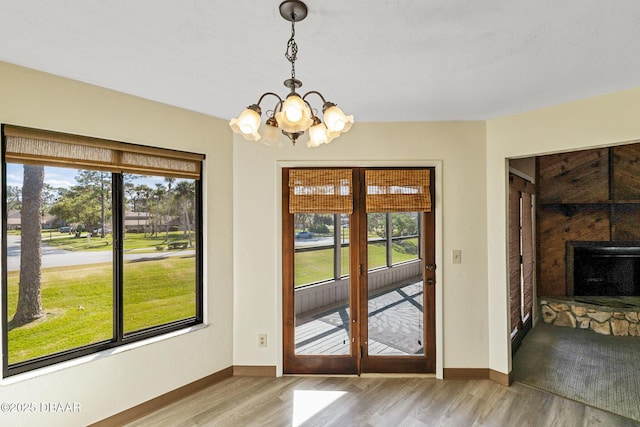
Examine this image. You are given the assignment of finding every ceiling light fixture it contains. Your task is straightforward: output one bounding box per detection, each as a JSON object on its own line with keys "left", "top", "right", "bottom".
{"left": 229, "top": 0, "right": 354, "bottom": 148}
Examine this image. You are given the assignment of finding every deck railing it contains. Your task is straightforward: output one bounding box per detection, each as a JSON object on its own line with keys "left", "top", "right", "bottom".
{"left": 294, "top": 260, "right": 422, "bottom": 315}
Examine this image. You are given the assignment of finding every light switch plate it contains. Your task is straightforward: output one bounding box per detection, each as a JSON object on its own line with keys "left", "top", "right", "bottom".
{"left": 452, "top": 250, "right": 462, "bottom": 264}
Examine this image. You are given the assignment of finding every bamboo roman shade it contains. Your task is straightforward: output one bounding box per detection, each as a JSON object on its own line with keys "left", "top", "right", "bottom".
{"left": 3, "top": 125, "right": 204, "bottom": 179}
{"left": 365, "top": 169, "right": 431, "bottom": 212}
{"left": 288, "top": 169, "right": 353, "bottom": 214}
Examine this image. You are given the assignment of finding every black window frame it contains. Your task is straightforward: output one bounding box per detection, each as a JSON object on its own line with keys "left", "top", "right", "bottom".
{"left": 1, "top": 127, "right": 204, "bottom": 377}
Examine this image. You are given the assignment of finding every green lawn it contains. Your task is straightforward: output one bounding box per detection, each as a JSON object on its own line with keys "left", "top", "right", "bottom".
{"left": 294, "top": 239, "right": 418, "bottom": 287}
{"left": 7, "top": 256, "right": 195, "bottom": 364}
{"left": 39, "top": 231, "right": 193, "bottom": 253}
{"left": 295, "top": 247, "right": 350, "bottom": 286}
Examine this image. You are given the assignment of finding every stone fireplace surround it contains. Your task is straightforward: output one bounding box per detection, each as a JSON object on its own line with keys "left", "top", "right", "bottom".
{"left": 539, "top": 241, "right": 640, "bottom": 337}
{"left": 540, "top": 297, "right": 640, "bottom": 336}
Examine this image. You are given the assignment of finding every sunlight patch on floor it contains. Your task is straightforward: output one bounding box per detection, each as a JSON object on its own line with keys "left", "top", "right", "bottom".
{"left": 292, "top": 389, "right": 347, "bottom": 426}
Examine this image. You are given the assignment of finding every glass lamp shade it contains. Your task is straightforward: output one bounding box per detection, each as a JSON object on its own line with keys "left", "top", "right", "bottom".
{"left": 229, "top": 108, "right": 262, "bottom": 141}
{"left": 275, "top": 95, "right": 313, "bottom": 133}
{"left": 306, "top": 121, "right": 332, "bottom": 147}
{"left": 261, "top": 120, "right": 281, "bottom": 147}
{"left": 323, "top": 105, "right": 354, "bottom": 137}
{"left": 306, "top": 138, "right": 322, "bottom": 148}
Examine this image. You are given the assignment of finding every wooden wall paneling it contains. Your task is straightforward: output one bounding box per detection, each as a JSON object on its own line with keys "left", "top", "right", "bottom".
{"left": 537, "top": 205, "right": 610, "bottom": 296}
{"left": 509, "top": 177, "right": 522, "bottom": 333}
{"left": 536, "top": 142, "right": 640, "bottom": 298}
{"left": 612, "top": 143, "right": 640, "bottom": 201}
{"left": 521, "top": 192, "right": 534, "bottom": 319}
{"left": 537, "top": 148, "right": 609, "bottom": 203}
{"left": 611, "top": 204, "right": 640, "bottom": 241}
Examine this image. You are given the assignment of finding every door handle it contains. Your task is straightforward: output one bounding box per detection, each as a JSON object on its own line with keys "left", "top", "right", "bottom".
{"left": 426, "top": 279, "right": 435, "bottom": 285}
{"left": 426, "top": 264, "right": 436, "bottom": 271}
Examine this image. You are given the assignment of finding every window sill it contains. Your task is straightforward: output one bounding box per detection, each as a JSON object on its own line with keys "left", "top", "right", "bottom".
{"left": 1, "top": 323, "right": 209, "bottom": 385}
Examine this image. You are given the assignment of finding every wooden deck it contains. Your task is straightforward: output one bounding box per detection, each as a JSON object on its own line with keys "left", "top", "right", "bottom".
{"left": 295, "top": 281, "right": 424, "bottom": 356}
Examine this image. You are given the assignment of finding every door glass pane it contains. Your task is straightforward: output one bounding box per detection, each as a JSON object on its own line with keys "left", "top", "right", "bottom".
{"left": 391, "top": 212, "right": 419, "bottom": 265}
{"left": 339, "top": 213, "right": 350, "bottom": 277}
{"left": 368, "top": 280, "right": 424, "bottom": 355}
{"left": 367, "top": 210, "right": 424, "bottom": 356}
{"left": 6, "top": 165, "right": 113, "bottom": 364}
{"left": 122, "top": 174, "right": 197, "bottom": 334}
{"left": 294, "top": 213, "right": 350, "bottom": 355}
{"left": 367, "top": 212, "right": 387, "bottom": 269}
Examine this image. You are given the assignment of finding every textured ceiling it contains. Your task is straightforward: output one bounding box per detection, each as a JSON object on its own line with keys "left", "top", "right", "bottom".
{"left": 1, "top": 0, "right": 640, "bottom": 122}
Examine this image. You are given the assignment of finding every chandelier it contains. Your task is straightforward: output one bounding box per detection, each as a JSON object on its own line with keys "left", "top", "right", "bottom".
{"left": 229, "top": 0, "right": 354, "bottom": 148}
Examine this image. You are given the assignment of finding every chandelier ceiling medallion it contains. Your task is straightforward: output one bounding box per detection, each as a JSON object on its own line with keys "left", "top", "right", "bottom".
{"left": 229, "top": 0, "right": 354, "bottom": 148}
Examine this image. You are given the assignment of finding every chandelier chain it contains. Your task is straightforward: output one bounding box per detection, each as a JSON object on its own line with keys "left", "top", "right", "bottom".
{"left": 229, "top": 1, "right": 353, "bottom": 147}
{"left": 285, "top": 20, "right": 298, "bottom": 80}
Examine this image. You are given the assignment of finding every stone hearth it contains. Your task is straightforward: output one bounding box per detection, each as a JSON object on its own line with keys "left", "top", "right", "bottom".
{"left": 540, "top": 297, "right": 640, "bottom": 336}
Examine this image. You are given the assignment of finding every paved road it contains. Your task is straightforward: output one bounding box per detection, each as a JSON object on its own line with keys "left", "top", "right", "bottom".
{"left": 6, "top": 235, "right": 194, "bottom": 271}
{"left": 294, "top": 236, "right": 347, "bottom": 248}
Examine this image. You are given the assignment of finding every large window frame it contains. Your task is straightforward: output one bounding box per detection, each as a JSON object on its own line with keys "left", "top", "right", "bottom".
{"left": 2, "top": 125, "right": 204, "bottom": 377}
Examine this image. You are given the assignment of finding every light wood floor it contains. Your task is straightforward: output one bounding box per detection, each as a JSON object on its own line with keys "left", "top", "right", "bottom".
{"left": 126, "top": 375, "right": 638, "bottom": 426}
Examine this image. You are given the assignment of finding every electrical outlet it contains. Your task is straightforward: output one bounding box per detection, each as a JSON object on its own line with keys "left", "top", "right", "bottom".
{"left": 258, "top": 334, "right": 267, "bottom": 348}
{"left": 452, "top": 250, "right": 462, "bottom": 264}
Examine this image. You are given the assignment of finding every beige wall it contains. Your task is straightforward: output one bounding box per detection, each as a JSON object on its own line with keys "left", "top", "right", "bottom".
{"left": 232, "top": 121, "right": 489, "bottom": 375}
{"left": 509, "top": 157, "right": 535, "bottom": 181}
{"left": 0, "top": 61, "right": 234, "bottom": 426}
{"left": 3, "top": 57, "right": 639, "bottom": 423}
{"left": 486, "top": 87, "right": 640, "bottom": 373}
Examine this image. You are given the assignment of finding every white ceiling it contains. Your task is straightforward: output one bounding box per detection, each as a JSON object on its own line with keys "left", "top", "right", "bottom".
{"left": 1, "top": 1, "right": 640, "bottom": 122}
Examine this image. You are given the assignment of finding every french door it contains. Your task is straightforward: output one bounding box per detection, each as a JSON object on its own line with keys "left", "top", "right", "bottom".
{"left": 509, "top": 173, "right": 535, "bottom": 354}
{"left": 282, "top": 167, "right": 436, "bottom": 374}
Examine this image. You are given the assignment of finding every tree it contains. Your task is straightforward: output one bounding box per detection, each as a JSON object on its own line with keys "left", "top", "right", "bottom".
{"left": 10, "top": 165, "right": 45, "bottom": 327}
{"left": 295, "top": 213, "right": 313, "bottom": 231}
{"left": 6, "top": 185, "right": 22, "bottom": 211}
{"left": 367, "top": 213, "right": 386, "bottom": 238}
{"left": 309, "top": 214, "right": 333, "bottom": 234}
{"left": 124, "top": 181, "right": 137, "bottom": 211}
{"left": 174, "top": 180, "right": 195, "bottom": 246}
{"left": 367, "top": 212, "right": 418, "bottom": 239}
{"left": 151, "top": 184, "right": 167, "bottom": 236}
{"left": 49, "top": 185, "right": 103, "bottom": 234}
{"left": 134, "top": 184, "right": 152, "bottom": 237}
{"left": 41, "top": 183, "right": 63, "bottom": 240}
{"left": 75, "top": 170, "right": 111, "bottom": 237}
{"left": 164, "top": 177, "right": 176, "bottom": 239}
{"left": 392, "top": 212, "right": 418, "bottom": 237}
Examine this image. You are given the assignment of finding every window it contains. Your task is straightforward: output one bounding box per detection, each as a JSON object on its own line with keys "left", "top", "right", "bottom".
{"left": 294, "top": 213, "right": 350, "bottom": 287}
{"left": 367, "top": 212, "right": 421, "bottom": 270}
{"left": 290, "top": 169, "right": 353, "bottom": 287}
{"left": 2, "top": 125, "right": 204, "bottom": 376}
{"left": 291, "top": 168, "right": 426, "bottom": 288}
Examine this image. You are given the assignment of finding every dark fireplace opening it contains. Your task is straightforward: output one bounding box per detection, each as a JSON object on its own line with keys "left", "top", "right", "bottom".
{"left": 571, "top": 242, "right": 640, "bottom": 296}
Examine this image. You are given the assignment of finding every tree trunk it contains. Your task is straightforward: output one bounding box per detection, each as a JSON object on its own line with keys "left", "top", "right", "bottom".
{"left": 11, "top": 165, "right": 45, "bottom": 327}
{"left": 183, "top": 205, "right": 193, "bottom": 247}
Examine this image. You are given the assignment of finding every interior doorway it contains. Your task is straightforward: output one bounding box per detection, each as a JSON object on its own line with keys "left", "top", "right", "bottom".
{"left": 282, "top": 167, "right": 436, "bottom": 374}
{"left": 510, "top": 150, "right": 640, "bottom": 422}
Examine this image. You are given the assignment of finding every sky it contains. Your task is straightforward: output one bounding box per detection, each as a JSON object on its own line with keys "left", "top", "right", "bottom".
{"left": 5, "top": 164, "right": 172, "bottom": 189}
